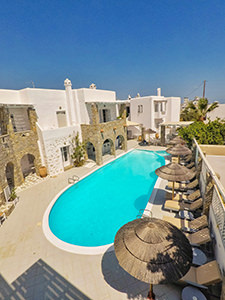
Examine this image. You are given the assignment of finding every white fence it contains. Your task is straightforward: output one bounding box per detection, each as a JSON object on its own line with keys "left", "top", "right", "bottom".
{"left": 194, "top": 139, "right": 225, "bottom": 273}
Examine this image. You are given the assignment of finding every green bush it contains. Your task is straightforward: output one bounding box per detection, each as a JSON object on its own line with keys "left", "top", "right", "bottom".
{"left": 71, "top": 132, "right": 86, "bottom": 167}
{"left": 178, "top": 119, "right": 225, "bottom": 147}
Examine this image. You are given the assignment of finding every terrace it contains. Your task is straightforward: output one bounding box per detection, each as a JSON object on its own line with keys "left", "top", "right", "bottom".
{"left": 0, "top": 140, "right": 224, "bottom": 299}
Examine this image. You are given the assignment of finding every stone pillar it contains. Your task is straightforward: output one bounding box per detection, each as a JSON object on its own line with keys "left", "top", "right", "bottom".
{"left": 28, "top": 108, "right": 37, "bottom": 132}
{"left": 116, "top": 103, "right": 119, "bottom": 118}
{"left": 160, "top": 125, "right": 165, "bottom": 145}
{"left": 91, "top": 103, "right": 100, "bottom": 124}
{"left": 122, "top": 109, "right": 126, "bottom": 120}
{"left": 95, "top": 143, "right": 103, "bottom": 165}
{"left": 124, "top": 134, "right": 127, "bottom": 151}
{"left": 111, "top": 142, "right": 116, "bottom": 157}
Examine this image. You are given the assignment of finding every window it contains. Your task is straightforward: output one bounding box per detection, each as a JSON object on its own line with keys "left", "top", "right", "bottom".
{"left": 56, "top": 111, "right": 67, "bottom": 128}
{"left": 154, "top": 103, "right": 158, "bottom": 112}
{"left": 160, "top": 103, "right": 163, "bottom": 112}
{"left": 138, "top": 105, "right": 143, "bottom": 113}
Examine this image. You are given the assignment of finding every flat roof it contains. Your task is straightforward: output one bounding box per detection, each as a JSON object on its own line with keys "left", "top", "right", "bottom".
{"left": 161, "top": 121, "right": 194, "bottom": 126}
{"left": 85, "top": 100, "right": 130, "bottom": 104}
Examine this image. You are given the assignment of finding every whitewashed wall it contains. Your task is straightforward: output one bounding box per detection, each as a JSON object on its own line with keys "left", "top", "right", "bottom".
{"left": 42, "top": 126, "right": 80, "bottom": 176}
{"left": 165, "top": 97, "right": 181, "bottom": 122}
{"left": 19, "top": 89, "right": 67, "bottom": 130}
{"left": 130, "top": 94, "right": 181, "bottom": 133}
{"left": 0, "top": 89, "right": 21, "bottom": 103}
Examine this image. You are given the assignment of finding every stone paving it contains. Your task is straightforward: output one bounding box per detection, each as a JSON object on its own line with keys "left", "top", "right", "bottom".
{"left": 0, "top": 140, "right": 183, "bottom": 300}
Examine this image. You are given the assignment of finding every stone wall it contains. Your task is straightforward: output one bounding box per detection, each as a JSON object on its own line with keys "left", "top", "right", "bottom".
{"left": 81, "top": 103, "right": 127, "bottom": 165}
{"left": 43, "top": 134, "right": 73, "bottom": 176}
{"left": 0, "top": 106, "right": 42, "bottom": 204}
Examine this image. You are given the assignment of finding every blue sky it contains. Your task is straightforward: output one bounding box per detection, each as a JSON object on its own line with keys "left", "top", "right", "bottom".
{"left": 1, "top": 0, "right": 225, "bottom": 102}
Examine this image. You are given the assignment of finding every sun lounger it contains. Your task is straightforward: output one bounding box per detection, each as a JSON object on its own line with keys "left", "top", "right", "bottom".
{"left": 182, "top": 154, "right": 192, "bottom": 164}
{"left": 185, "top": 227, "right": 211, "bottom": 246}
{"left": 164, "top": 198, "right": 203, "bottom": 212}
{"left": 166, "top": 191, "right": 182, "bottom": 201}
{"left": 183, "top": 190, "right": 201, "bottom": 202}
{"left": 167, "top": 179, "right": 199, "bottom": 191}
{"left": 180, "top": 260, "right": 222, "bottom": 287}
{"left": 166, "top": 189, "right": 201, "bottom": 202}
{"left": 162, "top": 215, "right": 208, "bottom": 232}
{"left": 185, "top": 161, "right": 195, "bottom": 169}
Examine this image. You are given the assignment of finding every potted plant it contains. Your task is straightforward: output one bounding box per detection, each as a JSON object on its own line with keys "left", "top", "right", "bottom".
{"left": 9, "top": 188, "right": 18, "bottom": 204}
{"left": 71, "top": 132, "right": 86, "bottom": 167}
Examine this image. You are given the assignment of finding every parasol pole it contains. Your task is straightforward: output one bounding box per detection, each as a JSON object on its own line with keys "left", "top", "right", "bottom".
{"left": 148, "top": 283, "right": 155, "bottom": 299}
{"left": 172, "top": 181, "right": 175, "bottom": 201}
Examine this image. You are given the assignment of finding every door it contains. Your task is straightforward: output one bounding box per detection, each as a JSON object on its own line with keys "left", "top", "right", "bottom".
{"left": 61, "top": 146, "right": 70, "bottom": 168}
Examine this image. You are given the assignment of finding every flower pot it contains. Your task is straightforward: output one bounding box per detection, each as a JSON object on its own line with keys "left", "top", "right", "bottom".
{"left": 39, "top": 166, "right": 47, "bottom": 178}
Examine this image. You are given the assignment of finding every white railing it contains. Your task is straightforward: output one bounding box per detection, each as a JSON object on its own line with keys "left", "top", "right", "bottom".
{"left": 193, "top": 139, "right": 225, "bottom": 272}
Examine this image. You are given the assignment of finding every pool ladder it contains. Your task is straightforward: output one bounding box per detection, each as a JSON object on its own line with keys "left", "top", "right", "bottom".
{"left": 68, "top": 175, "right": 80, "bottom": 184}
{"left": 136, "top": 209, "right": 152, "bottom": 219}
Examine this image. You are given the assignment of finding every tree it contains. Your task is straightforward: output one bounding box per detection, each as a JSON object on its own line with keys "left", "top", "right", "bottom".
{"left": 180, "top": 98, "right": 219, "bottom": 121}
{"left": 71, "top": 132, "right": 86, "bottom": 167}
{"left": 178, "top": 119, "right": 225, "bottom": 147}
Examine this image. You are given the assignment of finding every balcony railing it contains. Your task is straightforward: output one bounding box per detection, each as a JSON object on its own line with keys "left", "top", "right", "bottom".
{"left": 193, "top": 139, "right": 225, "bottom": 272}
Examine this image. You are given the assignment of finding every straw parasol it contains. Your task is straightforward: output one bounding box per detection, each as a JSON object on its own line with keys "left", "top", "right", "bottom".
{"left": 166, "top": 144, "right": 192, "bottom": 163}
{"left": 168, "top": 136, "right": 186, "bottom": 145}
{"left": 155, "top": 162, "right": 195, "bottom": 200}
{"left": 114, "top": 217, "right": 193, "bottom": 299}
{"left": 142, "top": 127, "right": 156, "bottom": 142}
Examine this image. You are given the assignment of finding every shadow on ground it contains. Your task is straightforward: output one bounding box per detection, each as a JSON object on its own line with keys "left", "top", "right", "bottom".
{"left": 101, "top": 246, "right": 149, "bottom": 299}
{"left": 150, "top": 188, "right": 167, "bottom": 206}
{"left": 0, "top": 259, "right": 91, "bottom": 300}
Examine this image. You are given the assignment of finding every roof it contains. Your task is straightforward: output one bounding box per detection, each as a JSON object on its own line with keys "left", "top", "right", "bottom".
{"left": 85, "top": 100, "right": 130, "bottom": 104}
{"left": 161, "top": 121, "right": 194, "bottom": 126}
{"left": 126, "top": 120, "right": 141, "bottom": 126}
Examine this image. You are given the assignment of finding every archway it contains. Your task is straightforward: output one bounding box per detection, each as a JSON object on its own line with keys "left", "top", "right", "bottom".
{"left": 115, "top": 135, "right": 125, "bottom": 150}
{"left": 20, "top": 153, "right": 35, "bottom": 179}
{"left": 5, "top": 162, "right": 15, "bottom": 190}
{"left": 102, "top": 139, "right": 114, "bottom": 156}
{"left": 86, "top": 142, "right": 96, "bottom": 161}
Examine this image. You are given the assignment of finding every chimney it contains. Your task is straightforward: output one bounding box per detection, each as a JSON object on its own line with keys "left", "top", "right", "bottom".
{"left": 157, "top": 88, "right": 161, "bottom": 97}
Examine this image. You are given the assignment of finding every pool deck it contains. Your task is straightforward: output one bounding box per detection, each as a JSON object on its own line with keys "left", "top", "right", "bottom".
{"left": 0, "top": 141, "right": 183, "bottom": 300}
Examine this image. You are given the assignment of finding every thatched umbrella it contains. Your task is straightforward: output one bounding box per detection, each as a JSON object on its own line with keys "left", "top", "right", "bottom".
{"left": 141, "top": 127, "right": 156, "bottom": 142}
{"left": 168, "top": 136, "right": 186, "bottom": 145}
{"left": 166, "top": 144, "right": 192, "bottom": 163}
{"left": 155, "top": 163, "right": 195, "bottom": 200}
{"left": 114, "top": 217, "right": 193, "bottom": 299}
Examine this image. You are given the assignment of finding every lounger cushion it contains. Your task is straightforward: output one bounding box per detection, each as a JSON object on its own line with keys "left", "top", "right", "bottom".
{"left": 196, "top": 260, "right": 222, "bottom": 285}
{"left": 183, "top": 190, "right": 201, "bottom": 201}
{"left": 166, "top": 192, "right": 182, "bottom": 201}
{"left": 180, "top": 260, "right": 222, "bottom": 286}
{"left": 162, "top": 215, "right": 208, "bottom": 231}
{"left": 162, "top": 216, "right": 188, "bottom": 229}
{"left": 164, "top": 198, "right": 203, "bottom": 212}
{"left": 186, "top": 228, "right": 211, "bottom": 245}
{"left": 180, "top": 267, "right": 197, "bottom": 284}
{"left": 190, "top": 215, "right": 208, "bottom": 231}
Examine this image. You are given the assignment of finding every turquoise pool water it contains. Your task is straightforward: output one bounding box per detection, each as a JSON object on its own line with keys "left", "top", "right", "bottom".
{"left": 49, "top": 150, "right": 165, "bottom": 247}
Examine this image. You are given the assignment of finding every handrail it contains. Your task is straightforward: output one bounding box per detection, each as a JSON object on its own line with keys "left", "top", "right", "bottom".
{"left": 68, "top": 175, "right": 80, "bottom": 185}
{"left": 136, "top": 208, "right": 153, "bottom": 219}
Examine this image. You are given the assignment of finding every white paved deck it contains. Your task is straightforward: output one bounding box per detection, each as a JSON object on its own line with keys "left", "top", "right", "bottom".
{"left": 0, "top": 141, "right": 183, "bottom": 300}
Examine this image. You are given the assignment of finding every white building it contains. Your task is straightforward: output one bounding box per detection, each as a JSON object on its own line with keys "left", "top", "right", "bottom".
{"left": 0, "top": 80, "right": 120, "bottom": 176}
{"left": 207, "top": 103, "right": 225, "bottom": 121}
{"left": 0, "top": 81, "right": 181, "bottom": 175}
{"left": 124, "top": 88, "right": 181, "bottom": 139}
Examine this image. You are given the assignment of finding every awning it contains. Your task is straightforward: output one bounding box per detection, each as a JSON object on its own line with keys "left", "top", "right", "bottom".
{"left": 126, "top": 120, "right": 141, "bottom": 126}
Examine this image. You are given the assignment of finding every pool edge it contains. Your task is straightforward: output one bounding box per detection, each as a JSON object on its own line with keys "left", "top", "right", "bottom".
{"left": 42, "top": 148, "right": 166, "bottom": 255}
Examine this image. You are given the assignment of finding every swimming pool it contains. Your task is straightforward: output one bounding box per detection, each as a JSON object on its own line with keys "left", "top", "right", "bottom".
{"left": 43, "top": 150, "right": 165, "bottom": 253}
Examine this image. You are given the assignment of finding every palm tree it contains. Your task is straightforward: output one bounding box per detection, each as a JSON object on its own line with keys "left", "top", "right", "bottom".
{"left": 180, "top": 98, "right": 218, "bottom": 121}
